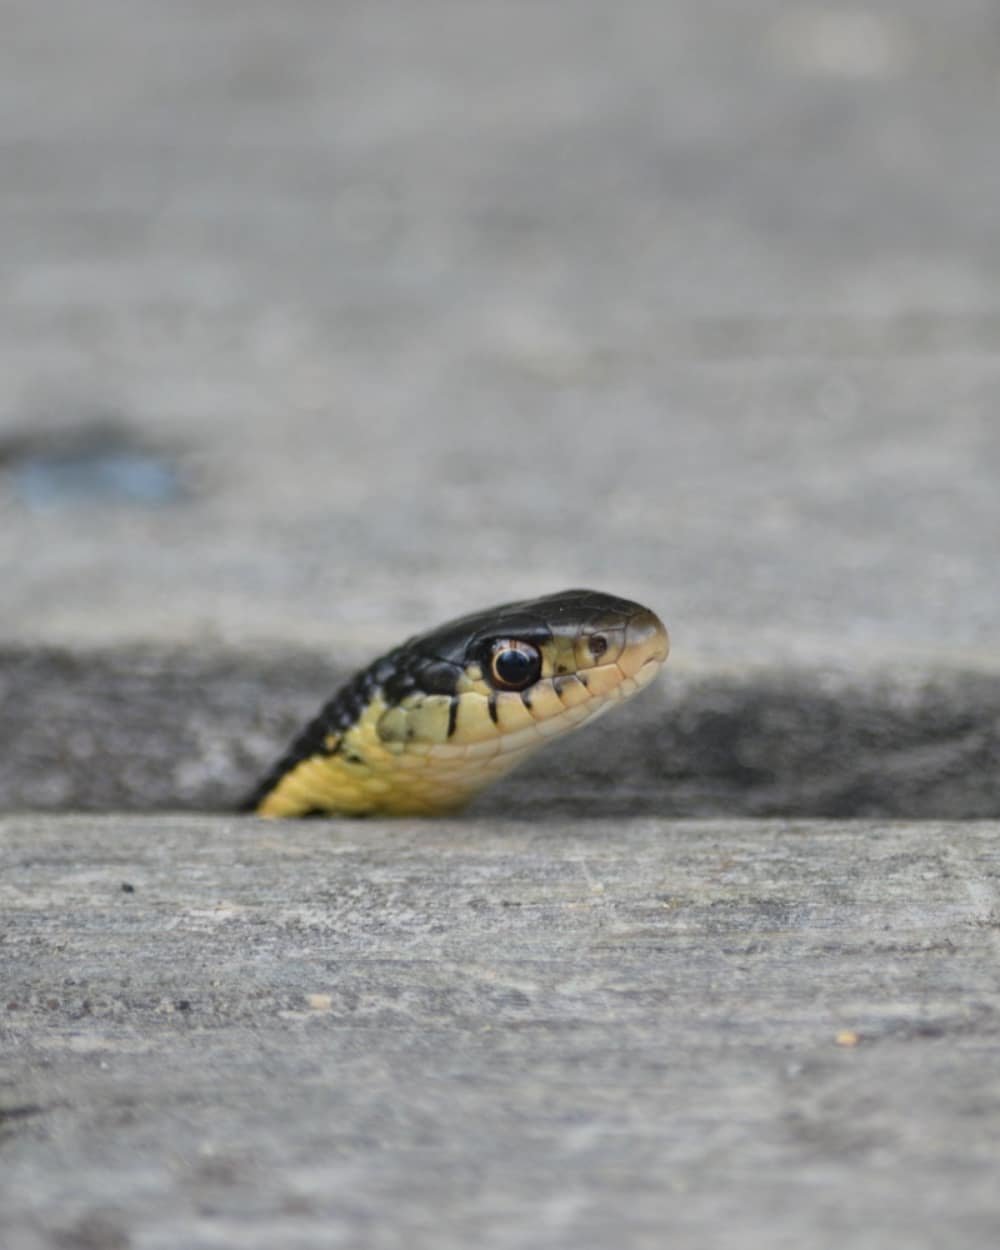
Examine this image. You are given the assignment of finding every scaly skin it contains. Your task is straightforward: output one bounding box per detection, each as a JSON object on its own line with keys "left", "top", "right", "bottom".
{"left": 244, "top": 589, "right": 669, "bottom": 817}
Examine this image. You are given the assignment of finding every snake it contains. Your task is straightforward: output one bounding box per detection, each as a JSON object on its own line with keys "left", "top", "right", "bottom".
{"left": 244, "top": 588, "right": 669, "bottom": 818}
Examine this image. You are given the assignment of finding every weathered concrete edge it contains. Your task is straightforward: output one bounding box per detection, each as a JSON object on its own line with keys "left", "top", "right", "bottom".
{"left": 2, "top": 645, "right": 998, "bottom": 819}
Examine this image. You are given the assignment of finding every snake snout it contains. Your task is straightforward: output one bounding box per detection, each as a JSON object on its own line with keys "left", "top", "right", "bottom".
{"left": 618, "top": 607, "right": 670, "bottom": 679}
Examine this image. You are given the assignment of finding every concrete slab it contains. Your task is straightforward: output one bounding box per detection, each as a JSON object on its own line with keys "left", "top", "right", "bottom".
{"left": 3, "top": 815, "right": 1000, "bottom": 1249}
{"left": 0, "top": 0, "right": 998, "bottom": 669}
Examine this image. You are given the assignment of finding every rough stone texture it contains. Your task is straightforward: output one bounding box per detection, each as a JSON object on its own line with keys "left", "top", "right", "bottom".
{"left": 3, "top": 815, "right": 1000, "bottom": 1250}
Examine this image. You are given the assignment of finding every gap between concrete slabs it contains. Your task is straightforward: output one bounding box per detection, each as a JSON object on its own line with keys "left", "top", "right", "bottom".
{"left": 1, "top": 646, "right": 997, "bottom": 818}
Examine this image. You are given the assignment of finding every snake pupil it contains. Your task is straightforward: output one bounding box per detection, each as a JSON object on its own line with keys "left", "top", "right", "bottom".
{"left": 489, "top": 641, "right": 542, "bottom": 691}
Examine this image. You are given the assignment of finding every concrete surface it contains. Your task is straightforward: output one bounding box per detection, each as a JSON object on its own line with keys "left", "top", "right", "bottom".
{"left": 1, "top": 0, "right": 998, "bottom": 667}
{"left": 3, "top": 815, "right": 1000, "bottom": 1250}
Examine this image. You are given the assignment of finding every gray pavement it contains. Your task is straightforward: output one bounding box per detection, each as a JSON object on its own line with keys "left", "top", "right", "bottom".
{"left": 3, "top": 814, "right": 1000, "bottom": 1250}
{"left": 1, "top": 0, "right": 998, "bottom": 666}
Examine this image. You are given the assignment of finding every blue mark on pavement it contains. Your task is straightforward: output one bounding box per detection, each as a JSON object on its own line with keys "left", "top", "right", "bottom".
{"left": 4, "top": 431, "right": 183, "bottom": 509}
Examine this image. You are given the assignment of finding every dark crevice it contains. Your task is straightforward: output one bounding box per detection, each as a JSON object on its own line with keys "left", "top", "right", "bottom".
{"left": 0, "top": 646, "right": 998, "bottom": 819}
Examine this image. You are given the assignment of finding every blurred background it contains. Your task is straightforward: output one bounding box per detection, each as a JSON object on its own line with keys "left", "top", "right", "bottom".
{"left": 1, "top": 0, "right": 998, "bottom": 815}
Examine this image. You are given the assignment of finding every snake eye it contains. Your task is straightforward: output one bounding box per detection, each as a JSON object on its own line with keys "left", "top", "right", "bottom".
{"left": 488, "top": 640, "right": 542, "bottom": 691}
{"left": 589, "top": 634, "right": 608, "bottom": 659}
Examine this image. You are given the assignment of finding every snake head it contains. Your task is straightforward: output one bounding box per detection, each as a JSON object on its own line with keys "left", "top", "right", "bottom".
{"left": 388, "top": 588, "right": 670, "bottom": 750}
{"left": 248, "top": 589, "right": 669, "bottom": 817}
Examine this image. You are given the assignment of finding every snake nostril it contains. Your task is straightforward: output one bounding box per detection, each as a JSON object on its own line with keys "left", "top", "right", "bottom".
{"left": 589, "top": 635, "right": 608, "bottom": 659}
